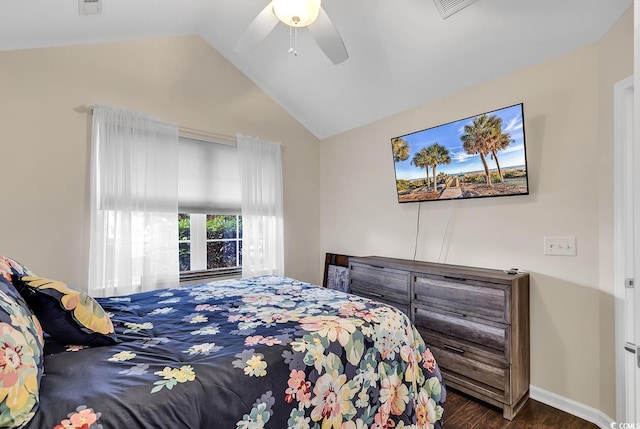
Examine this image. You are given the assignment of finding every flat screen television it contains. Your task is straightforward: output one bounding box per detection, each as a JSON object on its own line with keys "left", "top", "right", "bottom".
{"left": 391, "top": 103, "right": 529, "bottom": 203}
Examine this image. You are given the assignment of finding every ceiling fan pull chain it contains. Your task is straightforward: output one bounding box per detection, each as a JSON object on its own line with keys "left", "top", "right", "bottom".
{"left": 288, "top": 25, "right": 298, "bottom": 57}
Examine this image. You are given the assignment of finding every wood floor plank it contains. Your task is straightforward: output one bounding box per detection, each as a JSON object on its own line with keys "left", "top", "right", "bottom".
{"left": 444, "top": 389, "right": 470, "bottom": 410}
{"left": 442, "top": 388, "right": 598, "bottom": 429}
{"left": 539, "top": 410, "right": 598, "bottom": 429}
{"left": 444, "top": 398, "right": 491, "bottom": 429}
{"left": 505, "top": 400, "right": 547, "bottom": 429}
{"left": 470, "top": 406, "right": 510, "bottom": 429}
{"left": 441, "top": 389, "right": 470, "bottom": 423}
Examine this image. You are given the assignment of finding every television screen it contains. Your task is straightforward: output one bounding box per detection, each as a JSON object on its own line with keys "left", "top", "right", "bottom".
{"left": 391, "top": 103, "right": 529, "bottom": 203}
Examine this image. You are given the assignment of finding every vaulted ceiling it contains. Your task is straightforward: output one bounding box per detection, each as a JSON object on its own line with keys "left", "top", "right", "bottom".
{"left": 0, "top": 0, "right": 632, "bottom": 139}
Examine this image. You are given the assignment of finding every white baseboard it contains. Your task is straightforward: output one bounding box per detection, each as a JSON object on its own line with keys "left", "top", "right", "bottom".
{"left": 529, "top": 385, "right": 614, "bottom": 429}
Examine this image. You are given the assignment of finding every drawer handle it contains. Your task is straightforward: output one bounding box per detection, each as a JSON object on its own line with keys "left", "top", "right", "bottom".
{"left": 443, "top": 344, "right": 466, "bottom": 354}
{"left": 369, "top": 265, "right": 385, "bottom": 269}
{"left": 444, "top": 275, "right": 467, "bottom": 282}
{"left": 364, "top": 291, "right": 384, "bottom": 298}
{"left": 442, "top": 309, "right": 467, "bottom": 318}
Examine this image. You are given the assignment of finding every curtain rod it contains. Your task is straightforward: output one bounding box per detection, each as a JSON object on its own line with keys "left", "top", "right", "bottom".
{"left": 179, "top": 127, "right": 237, "bottom": 146}
{"left": 81, "top": 104, "right": 238, "bottom": 146}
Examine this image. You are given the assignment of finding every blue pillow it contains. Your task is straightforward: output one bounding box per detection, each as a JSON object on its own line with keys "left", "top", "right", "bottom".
{"left": 12, "top": 276, "right": 118, "bottom": 347}
{"left": 0, "top": 275, "right": 43, "bottom": 427}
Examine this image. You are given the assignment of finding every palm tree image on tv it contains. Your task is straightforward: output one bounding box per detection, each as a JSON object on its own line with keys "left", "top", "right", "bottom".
{"left": 392, "top": 104, "right": 528, "bottom": 202}
{"left": 392, "top": 137, "right": 410, "bottom": 162}
{"left": 411, "top": 143, "right": 451, "bottom": 192}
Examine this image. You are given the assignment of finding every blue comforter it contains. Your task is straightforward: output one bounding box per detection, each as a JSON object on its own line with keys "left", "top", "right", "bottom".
{"left": 25, "top": 276, "right": 445, "bottom": 428}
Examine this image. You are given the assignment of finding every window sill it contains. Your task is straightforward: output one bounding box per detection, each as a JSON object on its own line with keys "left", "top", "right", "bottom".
{"left": 179, "top": 268, "right": 242, "bottom": 284}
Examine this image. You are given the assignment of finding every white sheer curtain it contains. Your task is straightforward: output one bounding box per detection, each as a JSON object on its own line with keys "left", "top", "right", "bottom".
{"left": 237, "top": 134, "right": 284, "bottom": 277}
{"left": 89, "top": 105, "right": 179, "bottom": 297}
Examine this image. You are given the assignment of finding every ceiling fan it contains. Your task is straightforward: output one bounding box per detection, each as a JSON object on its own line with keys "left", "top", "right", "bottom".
{"left": 234, "top": 0, "right": 349, "bottom": 65}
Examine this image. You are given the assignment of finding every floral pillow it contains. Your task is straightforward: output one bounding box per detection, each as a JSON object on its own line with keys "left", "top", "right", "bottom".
{"left": 0, "top": 255, "right": 34, "bottom": 285}
{"left": 0, "top": 275, "right": 44, "bottom": 428}
{"left": 12, "top": 276, "right": 118, "bottom": 347}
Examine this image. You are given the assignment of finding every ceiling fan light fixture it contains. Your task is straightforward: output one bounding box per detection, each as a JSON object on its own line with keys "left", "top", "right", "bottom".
{"left": 272, "top": 0, "right": 321, "bottom": 27}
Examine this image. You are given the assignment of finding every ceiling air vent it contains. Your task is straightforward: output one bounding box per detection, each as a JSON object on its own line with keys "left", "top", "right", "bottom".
{"left": 78, "top": 0, "right": 102, "bottom": 16}
{"left": 433, "top": 0, "right": 477, "bottom": 19}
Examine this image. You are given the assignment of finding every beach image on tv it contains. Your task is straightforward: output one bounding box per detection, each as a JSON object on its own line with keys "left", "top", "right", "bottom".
{"left": 391, "top": 103, "right": 528, "bottom": 203}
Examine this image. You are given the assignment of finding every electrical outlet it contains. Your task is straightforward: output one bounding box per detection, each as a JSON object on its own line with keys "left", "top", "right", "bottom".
{"left": 544, "top": 236, "right": 576, "bottom": 256}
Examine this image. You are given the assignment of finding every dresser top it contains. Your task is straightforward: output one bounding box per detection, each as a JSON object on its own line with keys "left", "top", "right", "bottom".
{"left": 350, "top": 256, "right": 529, "bottom": 283}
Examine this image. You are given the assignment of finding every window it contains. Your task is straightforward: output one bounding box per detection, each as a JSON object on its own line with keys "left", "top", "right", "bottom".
{"left": 177, "top": 136, "right": 242, "bottom": 279}
{"left": 179, "top": 214, "right": 242, "bottom": 275}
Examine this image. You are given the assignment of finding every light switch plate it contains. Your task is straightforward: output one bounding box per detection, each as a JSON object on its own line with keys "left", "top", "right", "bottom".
{"left": 544, "top": 236, "right": 576, "bottom": 256}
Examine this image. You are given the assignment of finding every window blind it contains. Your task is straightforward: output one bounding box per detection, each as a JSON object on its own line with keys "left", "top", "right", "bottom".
{"left": 178, "top": 136, "right": 241, "bottom": 214}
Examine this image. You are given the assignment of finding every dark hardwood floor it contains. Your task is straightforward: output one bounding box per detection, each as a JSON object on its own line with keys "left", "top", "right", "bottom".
{"left": 443, "top": 389, "right": 599, "bottom": 429}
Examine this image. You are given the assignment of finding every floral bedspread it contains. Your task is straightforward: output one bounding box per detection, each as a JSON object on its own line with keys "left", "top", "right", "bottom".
{"left": 24, "top": 276, "right": 445, "bottom": 429}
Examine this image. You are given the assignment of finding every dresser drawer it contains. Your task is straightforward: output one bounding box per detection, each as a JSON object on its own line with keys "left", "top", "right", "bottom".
{"left": 417, "top": 327, "right": 508, "bottom": 366}
{"left": 413, "top": 305, "right": 509, "bottom": 356}
{"left": 413, "top": 274, "right": 510, "bottom": 324}
{"left": 350, "top": 262, "right": 410, "bottom": 304}
{"left": 439, "top": 368, "right": 508, "bottom": 406}
{"left": 429, "top": 343, "right": 508, "bottom": 398}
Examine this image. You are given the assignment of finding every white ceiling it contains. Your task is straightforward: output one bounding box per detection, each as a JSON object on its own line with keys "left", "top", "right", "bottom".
{"left": 0, "top": 0, "right": 632, "bottom": 139}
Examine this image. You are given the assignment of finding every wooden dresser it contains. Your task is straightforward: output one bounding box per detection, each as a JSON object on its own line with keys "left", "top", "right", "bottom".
{"left": 348, "top": 256, "right": 530, "bottom": 420}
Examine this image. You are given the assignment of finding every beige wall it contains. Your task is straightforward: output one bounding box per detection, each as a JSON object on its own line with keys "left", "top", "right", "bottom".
{"left": 0, "top": 35, "right": 321, "bottom": 288}
{"left": 319, "top": 8, "right": 632, "bottom": 418}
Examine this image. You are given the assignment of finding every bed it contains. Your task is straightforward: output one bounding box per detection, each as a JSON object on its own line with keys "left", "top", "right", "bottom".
{"left": 1, "top": 258, "right": 445, "bottom": 429}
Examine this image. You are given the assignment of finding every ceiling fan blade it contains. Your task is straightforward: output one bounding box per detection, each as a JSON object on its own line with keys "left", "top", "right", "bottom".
{"left": 308, "top": 7, "right": 348, "bottom": 65}
{"left": 234, "top": 2, "right": 280, "bottom": 54}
